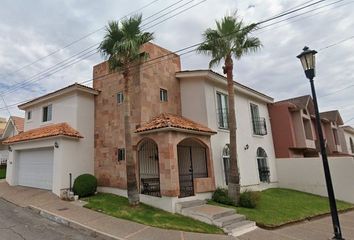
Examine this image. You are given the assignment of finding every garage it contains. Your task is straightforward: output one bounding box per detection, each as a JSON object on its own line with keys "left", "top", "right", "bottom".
{"left": 16, "top": 147, "right": 54, "bottom": 190}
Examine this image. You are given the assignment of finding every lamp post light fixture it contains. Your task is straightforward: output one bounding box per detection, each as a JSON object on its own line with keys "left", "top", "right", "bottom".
{"left": 297, "top": 46, "right": 344, "bottom": 240}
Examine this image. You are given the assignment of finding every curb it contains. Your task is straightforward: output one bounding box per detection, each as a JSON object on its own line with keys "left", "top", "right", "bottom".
{"left": 28, "top": 205, "right": 125, "bottom": 240}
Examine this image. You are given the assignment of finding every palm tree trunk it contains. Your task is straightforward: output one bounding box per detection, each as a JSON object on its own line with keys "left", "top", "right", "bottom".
{"left": 225, "top": 55, "right": 240, "bottom": 205}
{"left": 123, "top": 69, "right": 139, "bottom": 206}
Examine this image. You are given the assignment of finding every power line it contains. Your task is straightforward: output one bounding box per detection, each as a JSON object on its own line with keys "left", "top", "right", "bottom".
{"left": 344, "top": 117, "right": 354, "bottom": 124}
{"left": 319, "top": 35, "right": 354, "bottom": 51}
{"left": 0, "top": 0, "right": 338, "bottom": 110}
{"left": 0, "top": 0, "right": 161, "bottom": 79}
{"left": 0, "top": 0, "right": 205, "bottom": 97}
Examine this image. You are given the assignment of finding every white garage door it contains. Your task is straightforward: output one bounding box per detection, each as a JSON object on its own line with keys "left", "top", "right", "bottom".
{"left": 17, "top": 148, "right": 54, "bottom": 190}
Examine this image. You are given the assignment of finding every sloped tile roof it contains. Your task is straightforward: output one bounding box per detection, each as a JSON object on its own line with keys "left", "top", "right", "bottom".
{"left": 136, "top": 113, "right": 216, "bottom": 134}
{"left": 11, "top": 116, "right": 24, "bottom": 133}
{"left": 3, "top": 123, "right": 83, "bottom": 144}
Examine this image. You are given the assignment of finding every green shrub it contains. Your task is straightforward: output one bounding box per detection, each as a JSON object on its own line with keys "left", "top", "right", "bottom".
{"left": 73, "top": 174, "right": 97, "bottom": 198}
{"left": 212, "top": 188, "right": 235, "bottom": 206}
{"left": 239, "top": 190, "right": 261, "bottom": 208}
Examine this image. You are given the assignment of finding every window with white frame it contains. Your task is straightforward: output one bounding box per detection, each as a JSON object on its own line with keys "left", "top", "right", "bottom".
{"left": 42, "top": 105, "right": 52, "bottom": 122}
{"left": 216, "top": 92, "right": 229, "bottom": 129}
{"left": 160, "top": 88, "right": 168, "bottom": 102}
{"left": 117, "top": 91, "right": 124, "bottom": 104}
{"left": 250, "top": 103, "right": 267, "bottom": 135}
{"left": 27, "top": 111, "right": 32, "bottom": 120}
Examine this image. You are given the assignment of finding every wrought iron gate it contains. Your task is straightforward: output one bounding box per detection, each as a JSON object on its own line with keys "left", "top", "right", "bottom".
{"left": 177, "top": 146, "right": 194, "bottom": 198}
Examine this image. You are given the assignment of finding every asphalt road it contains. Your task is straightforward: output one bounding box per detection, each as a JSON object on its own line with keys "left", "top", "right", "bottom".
{"left": 0, "top": 198, "right": 104, "bottom": 240}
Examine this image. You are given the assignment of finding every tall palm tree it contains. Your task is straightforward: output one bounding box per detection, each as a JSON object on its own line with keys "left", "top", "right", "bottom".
{"left": 197, "top": 13, "right": 261, "bottom": 204}
{"left": 99, "top": 14, "right": 154, "bottom": 205}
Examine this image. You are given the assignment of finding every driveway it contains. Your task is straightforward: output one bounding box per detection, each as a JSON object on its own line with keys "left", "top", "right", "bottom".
{"left": 0, "top": 198, "right": 103, "bottom": 240}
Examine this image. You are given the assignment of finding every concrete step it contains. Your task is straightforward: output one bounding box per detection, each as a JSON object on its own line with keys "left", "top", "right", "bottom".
{"left": 175, "top": 200, "right": 205, "bottom": 213}
{"left": 180, "top": 205, "right": 235, "bottom": 224}
{"left": 223, "top": 220, "right": 257, "bottom": 237}
{"left": 213, "top": 213, "right": 246, "bottom": 227}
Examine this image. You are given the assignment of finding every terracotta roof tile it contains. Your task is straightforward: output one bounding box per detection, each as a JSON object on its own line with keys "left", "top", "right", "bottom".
{"left": 3, "top": 123, "right": 83, "bottom": 144}
{"left": 136, "top": 113, "right": 216, "bottom": 134}
{"left": 11, "top": 116, "right": 24, "bottom": 133}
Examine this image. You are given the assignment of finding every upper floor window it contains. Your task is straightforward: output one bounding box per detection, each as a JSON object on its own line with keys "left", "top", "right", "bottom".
{"left": 303, "top": 118, "right": 313, "bottom": 140}
{"left": 160, "top": 88, "right": 168, "bottom": 102}
{"left": 27, "top": 111, "right": 32, "bottom": 121}
{"left": 333, "top": 128, "right": 339, "bottom": 145}
{"left": 216, "top": 92, "right": 229, "bottom": 129}
{"left": 42, "top": 105, "right": 52, "bottom": 122}
{"left": 350, "top": 137, "right": 354, "bottom": 154}
{"left": 250, "top": 103, "right": 267, "bottom": 135}
{"left": 117, "top": 92, "right": 124, "bottom": 104}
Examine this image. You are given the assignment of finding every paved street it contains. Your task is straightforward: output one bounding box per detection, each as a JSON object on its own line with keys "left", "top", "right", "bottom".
{"left": 0, "top": 198, "right": 103, "bottom": 240}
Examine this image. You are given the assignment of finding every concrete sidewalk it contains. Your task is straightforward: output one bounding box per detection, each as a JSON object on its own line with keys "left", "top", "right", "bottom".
{"left": 1, "top": 181, "right": 354, "bottom": 240}
{"left": 0, "top": 181, "right": 234, "bottom": 240}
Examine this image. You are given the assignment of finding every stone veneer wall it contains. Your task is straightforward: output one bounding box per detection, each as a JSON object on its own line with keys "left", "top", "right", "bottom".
{"left": 93, "top": 43, "right": 181, "bottom": 188}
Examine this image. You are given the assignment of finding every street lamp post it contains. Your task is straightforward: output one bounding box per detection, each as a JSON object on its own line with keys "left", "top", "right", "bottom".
{"left": 297, "top": 46, "right": 344, "bottom": 240}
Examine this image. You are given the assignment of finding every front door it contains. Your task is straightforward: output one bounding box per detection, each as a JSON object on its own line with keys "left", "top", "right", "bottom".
{"left": 177, "top": 146, "right": 194, "bottom": 198}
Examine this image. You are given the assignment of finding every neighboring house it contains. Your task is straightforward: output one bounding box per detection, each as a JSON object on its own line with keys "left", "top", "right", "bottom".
{"left": 268, "top": 95, "right": 319, "bottom": 158}
{"left": 177, "top": 70, "right": 278, "bottom": 190}
{"left": 319, "top": 110, "right": 344, "bottom": 155}
{"left": 4, "top": 84, "right": 98, "bottom": 196}
{"left": 94, "top": 43, "right": 278, "bottom": 212}
{"left": 339, "top": 125, "right": 354, "bottom": 155}
{"left": 0, "top": 116, "right": 24, "bottom": 165}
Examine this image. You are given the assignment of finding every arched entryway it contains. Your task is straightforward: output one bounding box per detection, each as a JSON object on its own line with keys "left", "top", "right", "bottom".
{"left": 256, "top": 147, "right": 270, "bottom": 183}
{"left": 138, "top": 139, "right": 160, "bottom": 197}
{"left": 177, "top": 138, "right": 208, "bottom": 198}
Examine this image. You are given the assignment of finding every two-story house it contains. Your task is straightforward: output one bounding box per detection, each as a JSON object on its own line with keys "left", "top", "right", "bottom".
{"left": 319, "top": 110, "right": 344, "bottom": 155}
{"left": 177, "top": 70, "right": 278, "bottom": 190}
{"left": 0, "top": 116, "right": 24, "bottom": 165}
{"left": 268, "top": 95, "right": 319, "bottom": 158}
{"left": 4, "top": 84, "right": 98, "bottom": 196}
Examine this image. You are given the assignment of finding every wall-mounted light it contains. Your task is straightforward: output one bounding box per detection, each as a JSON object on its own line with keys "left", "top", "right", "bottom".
{"left": 244, "top": 144, "right": 249, "bottom": 150}
{"left": 54, "top": 141, "right": 59, "bottom": 148}
{"left": 8, "top": 146, "right": 12, "bottom": 152}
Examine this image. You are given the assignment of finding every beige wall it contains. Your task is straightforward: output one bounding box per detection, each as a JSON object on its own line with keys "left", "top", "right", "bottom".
{"left": 276, "top": 157, "right": 354, "bottom": 203}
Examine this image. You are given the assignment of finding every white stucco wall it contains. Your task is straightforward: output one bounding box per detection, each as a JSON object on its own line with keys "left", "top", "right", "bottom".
{"left": 7, "top": 90, "right": 95, "bottom": 196}
{"left": 180, "top": 77, "right": 278, "bottom": 191}
{"left": 276, "top": 157, "right": 354, "bottom": 203}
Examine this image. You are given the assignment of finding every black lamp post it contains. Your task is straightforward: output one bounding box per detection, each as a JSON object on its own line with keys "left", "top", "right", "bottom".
{"left": 297, "top": 46, "right": 344, "bottom": 240}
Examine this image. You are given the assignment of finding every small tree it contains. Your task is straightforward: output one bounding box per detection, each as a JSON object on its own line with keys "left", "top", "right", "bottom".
{"left": 197, "top": 13, "right": 261, "bottom": 204}
{"left": 99, "top": 15, "right": 154, "bottom": 205}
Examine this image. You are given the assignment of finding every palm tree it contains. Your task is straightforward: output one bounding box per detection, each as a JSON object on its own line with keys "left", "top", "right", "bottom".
{"left": 197, "top": 13, "right": 261, "bottom": 204}
{"left": 99, "top": 15, "right": 154, "bottom": 205}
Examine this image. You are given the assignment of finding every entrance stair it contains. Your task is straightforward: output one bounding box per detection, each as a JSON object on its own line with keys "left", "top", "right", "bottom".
{"left": 176, "top": 200, "right": 256, "bottom": 237}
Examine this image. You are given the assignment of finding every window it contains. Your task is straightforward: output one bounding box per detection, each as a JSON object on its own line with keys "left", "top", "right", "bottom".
{"left": 222, "top": 144, "right": 230, "bottom": 185}
{"left": 257, "top": 147, "right": 270, "bottom": 183}
{"left": 216, "top": 92, "right": 229, "bottom": 129}
{"left": 42, "top": 105, "right": 52, "bottom": 122}
{"left": 160, "top": 88, "right": 168, "bottom": 102}
{"left": 117, "top": 92, "right": 124, "bottom": 104}
{"left": 333, "top": 129, "right": 339, "bottom": 145}
{"left": 27, "top": 111, "right": 32, "bottom": 120}
{"left": 303, "top": 118, "right": 313, "bottom": 140}
{"left": 250, "top": 103, "right": 267, "bottom": 135}
{"left": 350, "top": 138, "right": 354, "bottom": 154}
{"left": 118, "top": 148, "right": 125, "bottom": 161}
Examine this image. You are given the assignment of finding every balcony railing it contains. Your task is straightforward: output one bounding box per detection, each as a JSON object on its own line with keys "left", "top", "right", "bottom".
{"left": 252, "top": 117, "right": 267, "bottom": 136}
{"left": 258, "top": 166, "right": 270, "bottom": 183}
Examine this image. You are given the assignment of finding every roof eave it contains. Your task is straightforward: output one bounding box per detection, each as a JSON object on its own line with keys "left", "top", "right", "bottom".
{"left": 4, "top": 134, "right": 83, "bottom": 145}
{"left": 136, "top": 126, "right": 216, "bottom": 135}
{"left": 176, "top": 70, "right": 274, "bottom": 104}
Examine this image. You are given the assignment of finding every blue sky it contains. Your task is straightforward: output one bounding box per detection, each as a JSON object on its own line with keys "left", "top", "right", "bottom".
{"left": 0, "top": 0, "right": 353, "bottom": 125}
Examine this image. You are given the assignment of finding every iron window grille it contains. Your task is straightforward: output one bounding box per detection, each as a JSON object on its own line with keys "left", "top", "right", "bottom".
{"left": 252, "top": 117, "right": 267, "bottom": 136}
{"left": 258, "top": 166, "right": 270, "bottom": 183}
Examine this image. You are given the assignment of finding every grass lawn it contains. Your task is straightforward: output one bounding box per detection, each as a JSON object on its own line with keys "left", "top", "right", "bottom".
{"left": 209, "top": 188, "right": 354, "bottom": 228}
{"left": 0, "top": 167, "right": 6, "bottom": 179}
{"left": 84, "top": 193, "right": 224, "bottom": 234}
